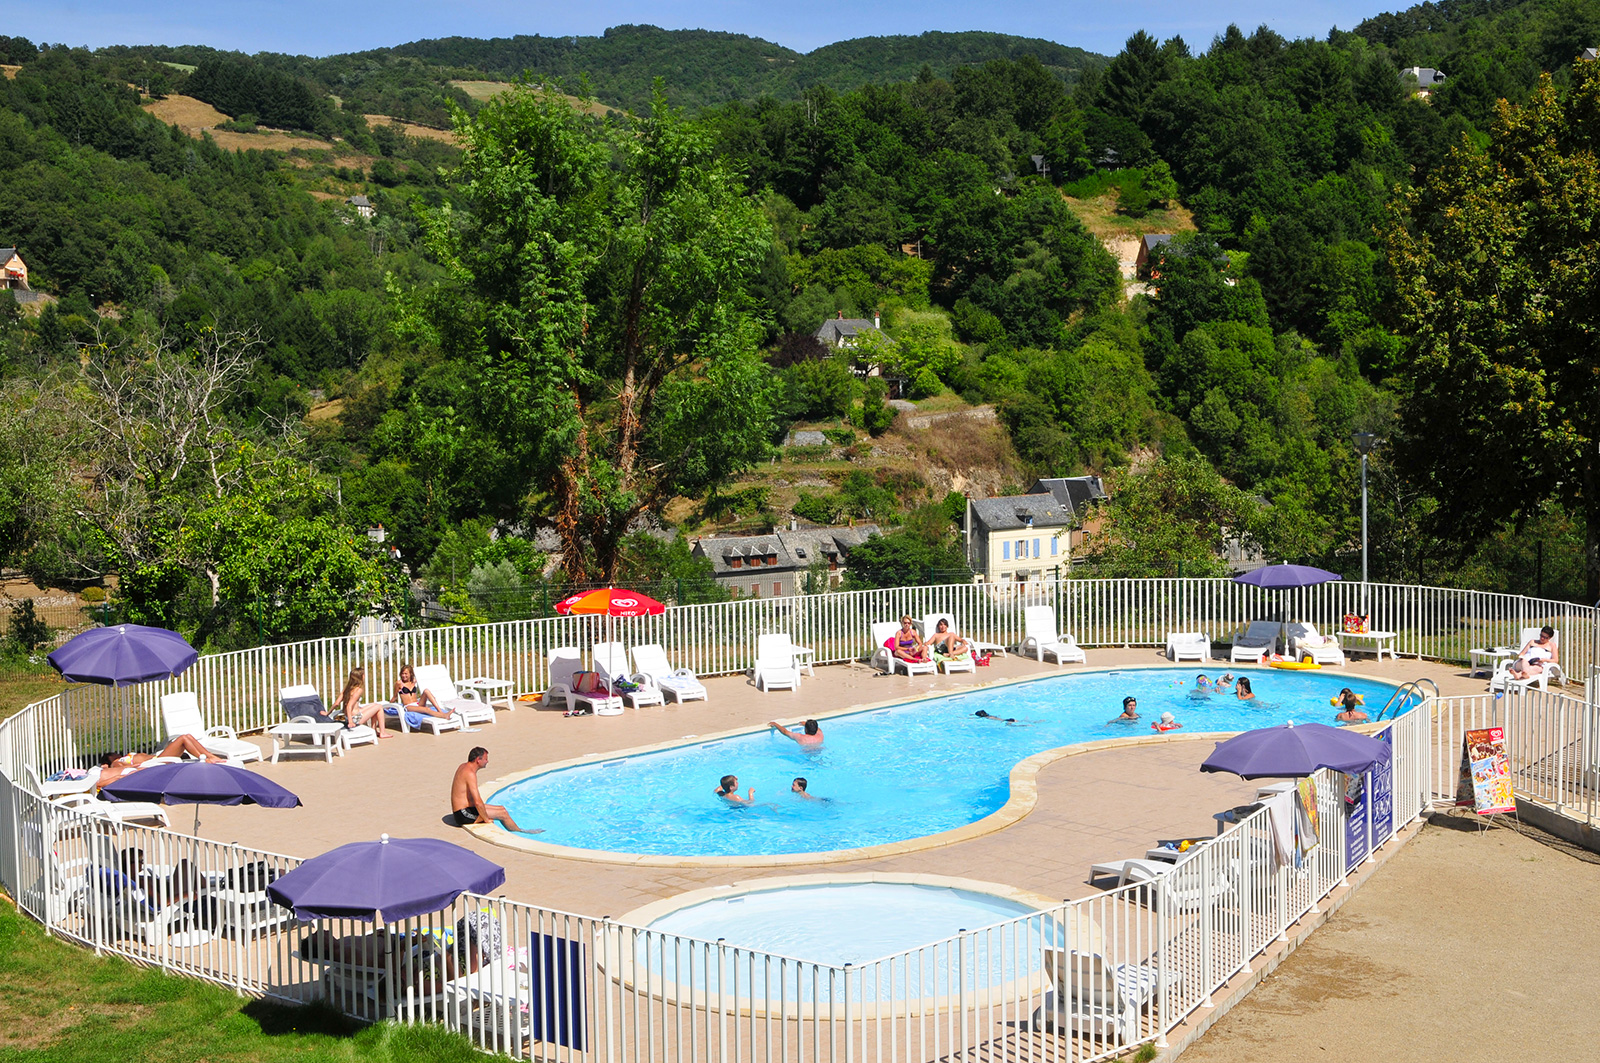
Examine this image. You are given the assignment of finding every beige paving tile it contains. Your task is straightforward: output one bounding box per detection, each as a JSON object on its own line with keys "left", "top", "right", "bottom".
{"left": 192, "top": 648, "right": 1484, "bottom": 915}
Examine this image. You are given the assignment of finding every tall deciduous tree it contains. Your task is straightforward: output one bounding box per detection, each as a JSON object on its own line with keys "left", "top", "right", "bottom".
{"left": 1388, "top": 65, "right": 1600, "bottom": 598}
{"left": 424, "top": 83, "right": 776, "bottom": 582}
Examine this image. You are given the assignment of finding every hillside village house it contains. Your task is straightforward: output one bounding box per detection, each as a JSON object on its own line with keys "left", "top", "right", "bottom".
{"left": 1400, "top": 66, "right": 1446, "bottom": 97}
{"left": 964, "top": 476, "right": 1107, "bottom": 582}
{"left": 0, "top": 248, "right": 28, "bottom": 291}
{"left": 347, "top": 195, "right": 375, "bottom": 219}
{"left": 691, "top": 524, "right": 880, "bottom": 598}
{"left": 814, "top": 311, "right": 881, "bottom": 349}
{"left": 1134, "top": 234, "right": 1173, "bottom": 280}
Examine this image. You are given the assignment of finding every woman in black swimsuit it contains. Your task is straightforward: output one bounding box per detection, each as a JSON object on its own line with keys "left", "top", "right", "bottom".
{"left": 392, "top": 664, "right": 451, "bottom": 718}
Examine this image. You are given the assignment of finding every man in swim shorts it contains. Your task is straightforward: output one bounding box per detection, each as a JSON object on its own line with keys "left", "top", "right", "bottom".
{"left": 451, "top": 747, "right": 542, "bottom": 833}
{"left": 769, "top": 718, "right": 824, "bottom": 746}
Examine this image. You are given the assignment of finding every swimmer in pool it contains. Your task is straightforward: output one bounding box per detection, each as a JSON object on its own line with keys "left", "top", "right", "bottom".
{"left": 1235, "top": 676, "right": 1256, "bottom": 700}
{"left": 1215, "top": 673, "right": 1235, "bottom": 692}
{"left": 769, "top": 718, "right": 824, "bottom": 746}
{"left": 1112, "top": 696, "right": 1140, "bottom": 723}
{"left": 1334, "top": 689, "right": 1368, "bottom": 724}
{"left": 716, "top": 774, "right": 754, "bottom": 805}
{"left": 974, "top": 709, "right": 1016, "bottom": 724}
{"left": 791, "top": 777, "right": 819, "bottom": 800}
{"left": 1151, "top": 712, "right": 1183, "bottom": 732}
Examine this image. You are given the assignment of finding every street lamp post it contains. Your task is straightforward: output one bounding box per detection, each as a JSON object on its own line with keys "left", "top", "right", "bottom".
{"left": 1351, "top": 433, "right": 1381, "bottom": 600}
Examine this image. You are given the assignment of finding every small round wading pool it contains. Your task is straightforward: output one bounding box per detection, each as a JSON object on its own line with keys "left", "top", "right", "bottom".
{"left": 491, "top": 667, "right": 1408, "bottom": 858}
{"left": 618, "top": 877, "right": 1085, "bottom": 1005}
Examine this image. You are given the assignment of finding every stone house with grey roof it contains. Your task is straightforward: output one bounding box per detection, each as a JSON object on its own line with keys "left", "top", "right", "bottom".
{"left": 691, "top": 524, "right": 880, "bottom": 597}
{"left": 964, "top": 476, "right": 1107, "bottom": 582}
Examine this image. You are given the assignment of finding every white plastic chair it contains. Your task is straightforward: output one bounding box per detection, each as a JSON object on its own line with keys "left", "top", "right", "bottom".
{"left": 160, "top": 692, "right": 262, "bottom": 764}
{"left": 1229, "top": 620, "right": 1281, "bottom": 663}
{"left": 54, "top": 791, "right": 171, "bottom": 828}
{"left": 25, "top": 763, "right": 97, "bottom": 799}
{"left": 1164, "top": 632, "right": 1210, "bottom": 663}
{"left": 631, "top": 644, "right": 708, "bottom": 703}
{"left": 753, "top": 634, "right": 801, "bottom": 691}
{"left": 919, "top": 613, "right": 978, "bottom": 673}
{"left": 1287, "top": 623, "right": 1345, "bottom": 666}
{"left": 1031, "top": 951, "right": 1180, "bottom": 1044}
{"left": 1019, "top": 606, "right": 1086, "bottom": 665}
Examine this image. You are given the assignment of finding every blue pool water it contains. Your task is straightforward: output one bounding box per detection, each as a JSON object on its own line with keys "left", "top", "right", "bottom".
{"left": 493, "top": 668, "right": 1404, "bottom": 857}
{"left": 637, "top": 882, "right": 1060, "bottom": 1001}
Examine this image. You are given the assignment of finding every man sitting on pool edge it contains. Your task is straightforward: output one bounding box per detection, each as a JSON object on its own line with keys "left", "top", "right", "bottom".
{"left": 450, "top": 747, "right": 542, "bottom": 834}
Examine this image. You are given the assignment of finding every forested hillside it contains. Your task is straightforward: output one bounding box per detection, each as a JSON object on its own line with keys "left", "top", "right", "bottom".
{"left": 0, "top": 2, "right": 1595, "bottom": 654}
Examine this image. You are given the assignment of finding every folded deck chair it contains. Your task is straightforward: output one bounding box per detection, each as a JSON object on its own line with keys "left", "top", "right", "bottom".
{"left": 870, "top": 621, "right": 937, "bottom": 676}
{"left": 1019, "top": 606, "right": 1087, "bottom": 665}
{"left": 276, "top": 684, "right": 375, "bottom": 759}
{"left": 413, "top": 665, "right": 497, "bottom": 727}
{"left": 919, "top": 613, "right": 977, "bottom": 673}
{"left": 1229, "top": 620, "right": 1281, "bottom": 663}
{"left": 631, "top": 644, "right": 707, "bottom": 703}
{"left": 1031, "top": 950, "right": 1181, "bottom": 1044}
{"left": 160, "top": 692, "right": 262, "bottom": 765}
{"left": 1287, "top": 623, "right": 1345, "bottom": 666}
{"left": 591, "top": 643, "right": 664, "bottom": 708}
{"left": 542, "top": 649, "right": 625, "bottom": 715}
{"left": 1165, "top": 631, "right": 1210, "bottom": 663}
{"left": 54, "top": 791, "right": 171, "bottom": 828}
{"left": 753, "top": 634, "right": 801, "bottom": 691}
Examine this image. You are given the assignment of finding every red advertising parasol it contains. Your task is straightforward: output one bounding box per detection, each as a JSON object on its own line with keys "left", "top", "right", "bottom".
{"left": 554, "top": 589, "right": 667, "bottom": 674}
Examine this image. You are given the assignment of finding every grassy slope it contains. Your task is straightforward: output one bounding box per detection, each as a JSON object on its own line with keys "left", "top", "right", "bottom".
{"left": 0, "top": 897, "right": 485, "bottom": 1062}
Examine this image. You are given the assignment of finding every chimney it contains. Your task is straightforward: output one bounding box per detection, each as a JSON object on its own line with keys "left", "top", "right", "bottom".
{"left": 873, "top": 312, "right": 881, "bottom": 329}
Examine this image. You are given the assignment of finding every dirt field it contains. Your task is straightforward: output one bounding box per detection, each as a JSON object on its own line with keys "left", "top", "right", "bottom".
{"left": 140, "top": 94, "right": 334, "bottom": 153}
{"left": 1, "top": 65, "right": 19, "bottom": 80}
{"left": 1179, "top": 814, "right": 1600, "bottom": 1062}
{"left": 450, "top": 79, "right": 615, "bottom": 116}
{"left": 363, "top": 114, "right": 457, "bottom": 143}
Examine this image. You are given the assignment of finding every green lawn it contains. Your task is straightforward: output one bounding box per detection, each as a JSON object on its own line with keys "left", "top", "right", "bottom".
{"left": 0, "top": 898, "right": 487, "bottom": 1062}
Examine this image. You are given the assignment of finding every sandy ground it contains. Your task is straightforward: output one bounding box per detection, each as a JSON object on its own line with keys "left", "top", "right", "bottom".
{"left": 1178, "top": 814, "right": 1600, "bottom": 1062}
{"left": 362, "top": 115, "right": 456, "bottom": 142}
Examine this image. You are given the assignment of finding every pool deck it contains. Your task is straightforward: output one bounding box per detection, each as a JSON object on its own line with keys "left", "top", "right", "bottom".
{"left": 188, "top": 649, "right": 1488, "bottom": 918}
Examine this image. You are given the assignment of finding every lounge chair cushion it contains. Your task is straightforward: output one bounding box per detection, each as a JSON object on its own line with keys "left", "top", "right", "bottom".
{"left": 283, "top": 693, "right": 336, "bottom": 724}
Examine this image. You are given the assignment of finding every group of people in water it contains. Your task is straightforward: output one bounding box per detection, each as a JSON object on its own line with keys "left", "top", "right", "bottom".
{"left": 715, "top": 718, "right": 827, "bottom": 806}
{"left": 1106, "top": 673, "right": 1370, "bottom": 730}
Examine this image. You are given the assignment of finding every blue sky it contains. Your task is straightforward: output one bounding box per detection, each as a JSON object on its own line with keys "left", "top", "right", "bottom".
{"left": 10, "top": 2, "right": 1397, "bottom": 57}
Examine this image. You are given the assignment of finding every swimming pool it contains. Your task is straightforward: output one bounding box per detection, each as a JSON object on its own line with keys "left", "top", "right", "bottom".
{"left": 622, "top": 878, "right": 1070, "bottom": 1003}
{"left": 491, "top": 667, "right": 1405, "bottom": 858}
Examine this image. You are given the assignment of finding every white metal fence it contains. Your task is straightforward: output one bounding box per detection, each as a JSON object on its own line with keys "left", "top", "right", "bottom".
{"left": 0, "top": 578, "right": 1591, "bottom": 1062}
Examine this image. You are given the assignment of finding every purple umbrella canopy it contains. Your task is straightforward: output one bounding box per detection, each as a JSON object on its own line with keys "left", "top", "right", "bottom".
{"left": 100, "top": 761, "right": 302, "bottom": 808}
{"left": 1200, "top": 722, "right": 1391, "bottom": 780}
{"left": 1232, "top": 563, "right": 1343, "bottom": 590}
{"left": 267, "top": 835, "right": 506, "bottom": 923}
{"left": 47, "top": 624, "right": 199, "bottom": 686}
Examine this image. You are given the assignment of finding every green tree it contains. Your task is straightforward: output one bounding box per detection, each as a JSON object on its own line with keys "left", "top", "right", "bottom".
{"left": 1082, "top": 456, "right": 1267, "bottom": 578}
{"left": 421, "top": 82, "right": 776, "bottom": 583}
{"left": 1388, "top": 65, "right": 1600, "bottom": 598}
{"left": 842, "top": 525, "right": 971, "bottom": 589}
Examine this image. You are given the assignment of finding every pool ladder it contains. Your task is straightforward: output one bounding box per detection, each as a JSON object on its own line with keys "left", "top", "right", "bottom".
{"left": 1373, "top": 678, "right": 1439, "bottom": 721}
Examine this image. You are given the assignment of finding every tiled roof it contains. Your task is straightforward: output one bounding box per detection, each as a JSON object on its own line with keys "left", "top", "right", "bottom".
{"left": 1027, "top": 476, "right": 1108, "bottom": 520}
{"left": 814, "top": 318, "right": 877, "bottom": 344}
{"left": 967, "top": 494, "right": 1075, "bottom": 532}
{"left": 692, "top": 525, "right": 880, "bottom": 575}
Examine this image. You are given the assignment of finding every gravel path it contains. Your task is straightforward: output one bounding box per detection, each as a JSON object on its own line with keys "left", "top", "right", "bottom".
{"left": 1179, "top": 812, "right": 1600, "bottom": 1062}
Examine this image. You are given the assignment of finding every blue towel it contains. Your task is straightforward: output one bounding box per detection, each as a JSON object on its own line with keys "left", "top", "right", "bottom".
{"left": 383, "top": 704, "right": 429, "bottom": 729}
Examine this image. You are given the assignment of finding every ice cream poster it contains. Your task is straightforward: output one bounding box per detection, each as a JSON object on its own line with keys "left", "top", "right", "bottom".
{"left": 1457, "top": 727, "right": 1515, "bottom": 815}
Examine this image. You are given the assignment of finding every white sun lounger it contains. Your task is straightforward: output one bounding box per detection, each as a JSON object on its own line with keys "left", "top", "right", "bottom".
{"left": 160, "top": 692, "right": 262, "bottom": 765}
{"left": 870, "top": 621, "right": 937, "bottom": 676}
{"left": 1019, "top": 606, "right": 1086, "bottom": 665}
{"left": 1164, "top": 631, "right": 1210, "bottom": 663}
{"left": 631, "top": 644, "right": 708, "bottom": 703}
{"left": 54, "top": 791, "right": 171, "bottom": 829}
{"left": 1287, "top": 623, "right": 1345, "bottom": 666}
{"left": 413, "top": 665, "right": 498, "bottom": 727}
{"left": 918, "top": 613, "right": 978, "bottom": 673}
{"left": 25, "top": 763, "right": 97, "bottom": 799}
{"left": 542, "top": 649, "right": 625, "bottom": 715}
{"left": 1031, "top": 950, "right": 1181, "bottom": 1044}
{"left": 591, "top": 643, "right": 664, "bottom": 708}
{"left": 753, "top": 634, "right": 801, "bottom": 691}
{"left": 1229, "top": 620, "right": 1280, "bottom": 663}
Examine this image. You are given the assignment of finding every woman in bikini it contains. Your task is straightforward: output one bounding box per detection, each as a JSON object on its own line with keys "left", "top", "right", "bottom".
{"left": 392, "top": 664, "right": 452, "bottom": 719}
{"left": 95, "top": 736, "right": 223, "bottom": 787}
{"left": 337, "top": 666, "right": 391, "bottom": 737}
{"left": 1508, "top": 627, "right": 1557, "bottom": 680}
{"left": 892, "top": 616, "right": 928, "bottom": 663}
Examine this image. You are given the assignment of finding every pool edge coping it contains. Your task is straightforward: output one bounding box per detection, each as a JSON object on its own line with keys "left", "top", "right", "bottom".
{"left": 469, "top": 664, "right": 1404, "bottom": 867}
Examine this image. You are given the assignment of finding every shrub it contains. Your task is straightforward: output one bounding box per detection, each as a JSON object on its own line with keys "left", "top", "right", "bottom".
{"left": 9, "top": 599, "right": 50, "bottom": 653}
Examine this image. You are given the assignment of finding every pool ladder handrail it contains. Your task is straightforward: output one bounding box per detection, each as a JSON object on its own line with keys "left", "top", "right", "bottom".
{"left": 1374, "top": 678, "right": 1439, "bottom": 721}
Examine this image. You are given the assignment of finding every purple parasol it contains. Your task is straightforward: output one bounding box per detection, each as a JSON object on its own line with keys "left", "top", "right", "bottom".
{"left": 47, "top": 624, "right": 199, "bottom": 686}
{"left": 1200, "top": 721, "right": 1391, "bottom": 779}
{"left": 266, "top": 835, "right": 506, "bottom": 923}
{"left": 100, "top": 760, "right": 301, "bottom": 834}
{"left": 1232, "top": 563, "right": 1343, "bottom": 590}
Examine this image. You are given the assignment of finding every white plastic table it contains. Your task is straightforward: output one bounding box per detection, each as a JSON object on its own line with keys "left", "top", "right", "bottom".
{"left": 1340, "top": 630, "right": 1398, "bottom": 661}
{"left": 268, "top": 721, "right": 346, "bottom": 763}
{"left": 790, "top": 646, "right": 816, "bottom": 677}
{"left": 1469, "top": 646, "right": 1517, "bottom": 677}
{"left": 458, "top": 677, "right": 515, "bottom": 712}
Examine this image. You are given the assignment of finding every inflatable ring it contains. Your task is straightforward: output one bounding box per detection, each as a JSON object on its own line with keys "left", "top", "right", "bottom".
{"left": 1269, "top": 659, "right": 1321, "bottom": 670}
{"left": 1151, "top": 722, "right": 1182, "bottom": 732}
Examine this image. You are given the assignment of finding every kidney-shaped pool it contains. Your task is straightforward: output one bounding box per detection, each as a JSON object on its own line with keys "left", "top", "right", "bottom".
{"left": 490, "top": 667, "right": 1405, "bottom": 858}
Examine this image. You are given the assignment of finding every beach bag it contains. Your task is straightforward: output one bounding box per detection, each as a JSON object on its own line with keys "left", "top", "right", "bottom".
{"left": 1342, "top": 613, "right": 1367, "bottom": 634}
{"left": 975, "top": 652, "right": 992, "bottom": 667}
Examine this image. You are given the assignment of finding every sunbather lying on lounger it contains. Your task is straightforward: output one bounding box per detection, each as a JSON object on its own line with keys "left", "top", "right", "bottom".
{"left": 95, "top": 736, "right": 223, "bottom": 786}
